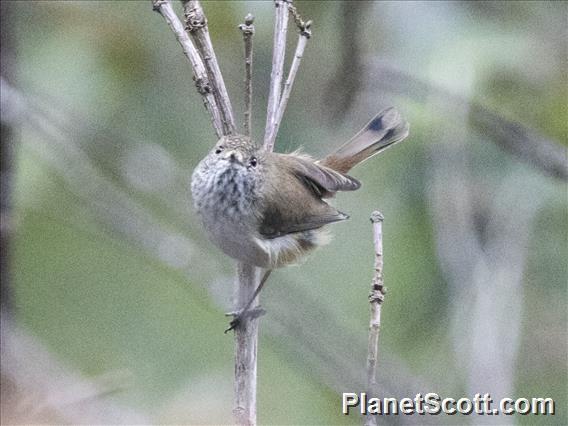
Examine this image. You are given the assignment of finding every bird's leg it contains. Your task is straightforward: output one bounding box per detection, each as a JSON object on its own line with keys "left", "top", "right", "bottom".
{"left": 225, "top": 269, "right": 272, "bottom": 333}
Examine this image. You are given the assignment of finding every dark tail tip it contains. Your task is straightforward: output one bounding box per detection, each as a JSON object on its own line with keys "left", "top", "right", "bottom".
{"left": 368, "top": 107, "right": 402, "bottom": 131}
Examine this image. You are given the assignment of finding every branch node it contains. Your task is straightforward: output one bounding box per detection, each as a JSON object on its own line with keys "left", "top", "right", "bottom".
{"left": 151, "top": 0, "right": 167, "bottom": 12}
{"left": 369, "top": 285, "right": 387, "bottom": 304}
{"left": 184, "top": 3, "right": 207, "bottom": 32}
{"left": 239, "top": 13, "right": 255, "bottom": 33}
{"left": 194, "top": 76, "right": 211, "bottom": 95}
{"left": 370, "top": 210, "right": 384, "bottom": 223}
{"left": 300, "top": 20, "right": 313, "bottom": 38}
{"left": 289, "top": 4, "right": 311, "bottom": 37}
{"left": 369, "top": 292, "right": 385, "bottom": 305}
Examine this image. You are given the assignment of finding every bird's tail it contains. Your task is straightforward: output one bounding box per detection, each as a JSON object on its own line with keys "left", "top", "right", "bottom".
{"left": 319, "top": 107, "right": 410, "bottom": 174}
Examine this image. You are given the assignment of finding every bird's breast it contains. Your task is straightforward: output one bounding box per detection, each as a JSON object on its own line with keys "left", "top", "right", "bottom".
{"left": 192, "top": 161, "right": 256, "bottom": 218}
{"left": 191, "top": 160, "right": 266, "bottom": 264}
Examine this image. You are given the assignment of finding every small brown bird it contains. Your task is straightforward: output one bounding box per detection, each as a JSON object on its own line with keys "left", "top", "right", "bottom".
{"left": 191, "top": 107, "right": 409, "bottom": 328}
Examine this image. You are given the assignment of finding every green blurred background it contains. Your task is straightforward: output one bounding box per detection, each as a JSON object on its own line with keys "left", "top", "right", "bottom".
{"left": 1, "top": 1, "right": 566, "bottom": 424}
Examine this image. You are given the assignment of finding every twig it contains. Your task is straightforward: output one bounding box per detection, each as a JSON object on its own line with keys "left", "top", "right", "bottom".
{"left": 470, "top": 105, "right": 568, "bottom": 181}
{"left": 176, "top": 2, "right": 259, "bottom": 424}
{"left": 369, "top": 61, "right": 568, "bottom": 181}
{"left": 365, "top": 211, "right": 386, "bottom": 426}
{"left": 239, "top": 14, "right": 255, "bottom": 138}
{"left": 233, "top": 263, "right": 260, "bottom": 426}
{"left": 273, "top": 15, "right": 312, "bottom": 140}
{"left": 264, "top": 0, "right": 290, "bottom": 151}
{"left": 183, "top": 0, "right": 236, "bottom": 135}
{"left": 151, "top": 0, "right": 223, "bottom": 138}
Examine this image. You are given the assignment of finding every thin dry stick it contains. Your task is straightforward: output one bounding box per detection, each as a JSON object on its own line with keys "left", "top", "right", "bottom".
{"left": 232, "top": 7, "right": 267, "bottom": 422}
{"left": 264, "top": 0, "right": 290, "bottom": 150}
{"left": 365, "top": 211, "right": 387, "bottom": 426}
{"left": 234, "top": 2, "right": 299, "bottom": 423}
{"left": 233, "top": 263, "right": 260, "bottom": 426}
{"left": 273, "top": 15, "right": 311, "bottom": 140}
{"left": 152, "top": 0, "right": 223, "bottom": 138}
{"left": 239, "top": 14, "right": 255, "bottom": 138}
{"left": 233, "top": 10, "right": 258, "bottom": 418}
{"left": 151, "top": 4, "right": 255, "bottom": 421}
{"left": 183, "top": 0, "right": 236, "bottom": 135}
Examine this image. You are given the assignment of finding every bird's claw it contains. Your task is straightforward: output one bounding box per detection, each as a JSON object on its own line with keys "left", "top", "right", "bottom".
{"left": 224, "top": 306, "right": 266, "bottom": 333}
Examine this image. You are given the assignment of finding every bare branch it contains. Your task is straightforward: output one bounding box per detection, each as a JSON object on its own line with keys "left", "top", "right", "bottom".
{"left": 152, "top": 0, "right": 223, "bottom": 138}
{"left": 470, "top": 105, "right": 568, "bottom": 180}
{"left": 264, "top": 0, "right": 290, "bottom": 151}
{"left": 369, "top": 61, "right": 568, "bottom": 181}
{"left": 365, "top": 211, "right": 386, "bottom": 426}
{"left": 233, "top": 263, "right": 260, "bottom": 426}
{"left": 273, "top": 18, "right": 312, "bottom": 141}
{"left": 232, "top": 3, "right": 299, "bottom": 423}
{"left": 152, "top": 2, "right": 258, "bottom": 423}
{"left": 239, "top": 14, "right": 255, "bottom": 138}
{"left": 183, "top": 0, "right": 236, "bottom": 135}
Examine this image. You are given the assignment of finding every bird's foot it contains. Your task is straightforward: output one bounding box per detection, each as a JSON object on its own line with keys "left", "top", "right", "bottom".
{"left": 224, "top": 306, "right": 266, "bottom": 333}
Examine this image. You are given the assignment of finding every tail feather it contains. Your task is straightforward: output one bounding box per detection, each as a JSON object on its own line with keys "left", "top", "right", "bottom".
{"left": 319, "top": 107, "right": 409, "bottom": 173}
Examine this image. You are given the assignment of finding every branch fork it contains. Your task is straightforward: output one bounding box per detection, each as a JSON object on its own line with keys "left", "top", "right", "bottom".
{"left": 182, "top": 0, "right": 236, "bottom": 135}
{"left": 264, "top": 0, "right": 312, "bottom": 151}
{"left": 152, "top": 0, "right": 223, "bottom": 136}
{"left": 152, "top": 2, "right": 311, "bottom": 424}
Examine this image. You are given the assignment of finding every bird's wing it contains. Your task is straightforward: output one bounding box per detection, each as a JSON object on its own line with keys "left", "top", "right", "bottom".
{"left": 278, "top": 152, "right": 361, "bottom": 197}
{"left": 259, "top": 209, "right": 348, "bottom": 239}
{"left": 258, "top": 153, "right": 352, "bottom": 239}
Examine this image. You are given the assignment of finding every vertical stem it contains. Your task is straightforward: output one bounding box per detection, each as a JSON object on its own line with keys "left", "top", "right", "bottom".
{"left": 234, "top": 2, "right": 296, "bottom": 422}
{"left": 264, "top": 0, "right": 290, "bottom": 151}
{"left": 233, "top": 263, "right": 260, "bottom": 425}
{"left": 239, "top": 14, "right": 255, "bottom": 138}
{"left": 365, "top": 211, "right": 386, "bottom": 426}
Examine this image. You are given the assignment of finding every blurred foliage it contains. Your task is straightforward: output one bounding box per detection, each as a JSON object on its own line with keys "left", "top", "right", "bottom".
{"left": 4, "top": 1, "right": 567, "bottom": 424}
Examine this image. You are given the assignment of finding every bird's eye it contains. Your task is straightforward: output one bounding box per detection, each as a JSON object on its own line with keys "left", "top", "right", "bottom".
{"left": 248, "top": 157, "right": 258, "bottom": 168}
{"left": 215, "top": 146, "right": 224, "bottom": 154}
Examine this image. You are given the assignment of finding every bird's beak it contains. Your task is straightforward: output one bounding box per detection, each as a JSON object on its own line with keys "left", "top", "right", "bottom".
{"left": 223, "top": 150, "right": 244, "bottom": 164}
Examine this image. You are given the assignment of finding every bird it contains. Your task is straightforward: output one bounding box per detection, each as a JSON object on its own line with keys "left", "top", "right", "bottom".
{"left": 191, "top": 107, "right": 409, "bottom": 329}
